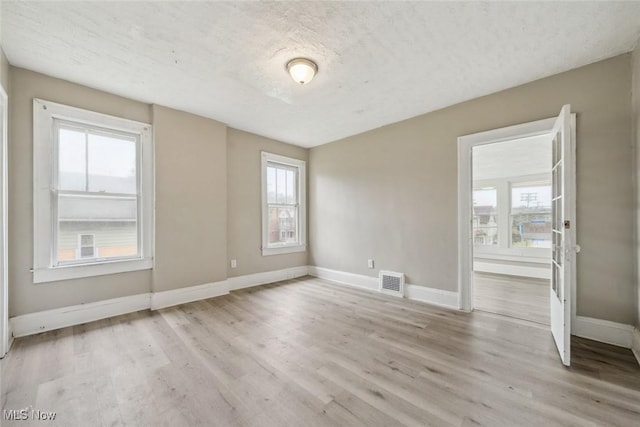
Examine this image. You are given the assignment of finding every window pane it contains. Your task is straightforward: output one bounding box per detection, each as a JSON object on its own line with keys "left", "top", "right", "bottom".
{"left": 276, "top": 167, "right": 286, "bottom": 204}
{"left": 267, "top": 206, "right": 297, "bottom": 245}
{"left": 58, "top": 127, "right": 87, "bottom": 191}
{"left": 473, "top": 188, "right": 498, "bottom": 246}
{"left": 511, "top": 184, "right": 552, "bottom": 248}
{"left": 286, "top": 169, "right": 296, "bottom": 204}
{"left": 267, "top": 166, "right": 277, "bottom": 204}
{"left": 57, "top": 194, "right": 138, "bottom": 262}
{"left": 88, "top": 132, "right": 137, "bottom": 194}
{"left": 267, "top": 162, "right": 298, "bottom": 207}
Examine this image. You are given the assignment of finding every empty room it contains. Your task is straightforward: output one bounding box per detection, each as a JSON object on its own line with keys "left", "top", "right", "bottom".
{"left": 1, "top": 1, "right": 640, "bottom": 426}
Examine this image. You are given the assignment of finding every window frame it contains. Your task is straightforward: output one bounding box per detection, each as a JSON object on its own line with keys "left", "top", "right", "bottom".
{"left": 33, "top": 98, "right": 154, "bottom": 283}
{"left": 261, "top": 151, "right": 306, "bottom": 256}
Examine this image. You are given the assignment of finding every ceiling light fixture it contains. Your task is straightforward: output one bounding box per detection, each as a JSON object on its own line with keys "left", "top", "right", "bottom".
{"left": 286, "top": 58, "right": 318, "bottom": 85}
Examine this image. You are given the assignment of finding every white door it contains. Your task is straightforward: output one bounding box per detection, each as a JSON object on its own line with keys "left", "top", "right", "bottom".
{"left": 550, "top": 104, "right": 576, "bottom": 366}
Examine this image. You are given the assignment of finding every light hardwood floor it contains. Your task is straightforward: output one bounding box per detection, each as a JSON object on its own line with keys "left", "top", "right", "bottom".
{"left": 2, "top": 276, "right": 639, "bottom": 426}
{"left": 473, "top": 272, "right": 550, "bottom": 325}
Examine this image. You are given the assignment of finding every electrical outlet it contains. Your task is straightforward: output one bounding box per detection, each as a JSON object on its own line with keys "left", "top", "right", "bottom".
{"left": 367, "top": 259, "right": 374, "bottom": 269}
{"left": 230, "top": 259, "right": 237, "bottom": 268}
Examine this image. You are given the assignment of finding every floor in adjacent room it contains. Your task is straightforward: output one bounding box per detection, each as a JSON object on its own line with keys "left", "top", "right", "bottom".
{"left": 473, "top": 272, "right": 550, "bottom": 325}
{"left": 2, "top": 276, "right": 639, "bottom": 426}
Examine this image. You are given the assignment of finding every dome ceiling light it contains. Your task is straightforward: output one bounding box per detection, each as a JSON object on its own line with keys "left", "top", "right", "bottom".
{"left": 286, "top": 58, "right": 318, "bottom": 85}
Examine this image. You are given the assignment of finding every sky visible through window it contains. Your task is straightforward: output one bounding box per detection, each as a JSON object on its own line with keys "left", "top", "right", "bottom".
{"left": 473, "top": 188, "right": 497, "bottom": 207}
{"left": 58, "top": 127, "right": 136, "bottom": 194}
{"left": 266, "top": 164, "right": 296, "bottom": 205}
{"left": 512, "top": 185, "right": 551, "bottom": 209}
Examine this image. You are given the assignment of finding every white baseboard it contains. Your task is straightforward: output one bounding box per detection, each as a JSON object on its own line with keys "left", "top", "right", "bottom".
{"left": 308, "top": 266, "right": 378, "bottom": 291}
{"left": 405, "top": 284, "right": 459, "bottom": 309}
{"left": 151, "top": 280, "right": 229, "bottom": 310}
{"left": 308, "top": 266, "right": 459, "bottom": 310}
{"left": 474, "top": 261, "right": 550, "bottom": 280}
{"left": 10, "top": 293, "right": 151, "bottom": 338}
{"left": 632, "top": 327, "right": 640, "bottom": 366}
{"left": 1, "top": 323, "right": 14, "bottom": 358}
{"left": 8, "top": 266, "right": 312, "bottom": 338}
{"left": 573, "top": 316, "right": 634, "bottom": 348}
{"left": 229, "top": 266, "right": 309, "bottom": 291}
{"left": 8, "top": 323, "right": 13, "bottom": 351}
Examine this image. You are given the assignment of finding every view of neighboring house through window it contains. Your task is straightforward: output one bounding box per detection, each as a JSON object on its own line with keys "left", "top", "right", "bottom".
{"left": 267, "top": 163, "right": 297, "bottom": 244}
{"left": 33, "top": 99, "right": 153, "bottom": 283}
{"left": 511, "top": 183, "right": 552, "bottom": 248}
{"left": 473, "top": 187, "right": 498, "bottom": 246}
{"left": 473, "top": 179, "right": 551, "bottom": 251}
{"left": 261, "top": 152, "right": 306, "bottom": 256}
{"left": 78, "top": 234, "right": 96, "bottom": 259}
{"left": 57, "top": 122, "right": 139, "bottom": 263}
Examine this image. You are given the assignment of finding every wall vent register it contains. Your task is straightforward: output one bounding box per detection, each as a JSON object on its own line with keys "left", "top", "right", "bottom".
{"left": 379, "top": 270, "right": 405, "bottom": 297}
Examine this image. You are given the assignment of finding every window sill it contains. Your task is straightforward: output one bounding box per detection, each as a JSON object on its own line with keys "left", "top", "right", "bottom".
{"left": 473, "top": 251, "right": 550, "bottom": 264}
{"left": 33, "top": 257, "right": 153, "bottom": 284}
{"left": 262, "top": 244, "right": 306, "bottom": 257}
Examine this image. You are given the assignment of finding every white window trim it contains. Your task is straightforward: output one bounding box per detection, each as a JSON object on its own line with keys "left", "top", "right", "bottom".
{"left": 261, "top": 152, "right": 306, "bottom": 256}
{"left": 33, "top": 99, "right": 154, "bottom": 283}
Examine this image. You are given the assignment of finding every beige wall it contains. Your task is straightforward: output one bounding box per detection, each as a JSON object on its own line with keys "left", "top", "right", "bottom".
{"left": 227, "top": 128, "right": 308, "bottom": 277}
{"left": 7, "top": 67, "right": 309, "bottom": 316}
{"left": 8, "top": 67, "right": 152, "bottom": 316}
{"left": 152, "top": 105, "right": 227, "bottom": 292}
{"left": 310, "top": 54, "right": 636, "bottom": 324}
{"left": 633, "top": 42, "right": 640, "bottom": 328}
{"left": 7, "top": 53, "right": 637, "bottom": 325}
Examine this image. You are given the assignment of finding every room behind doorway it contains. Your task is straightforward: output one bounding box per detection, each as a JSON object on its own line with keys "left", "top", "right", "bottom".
{"left": 471, "top": 135, "right": 551, "bottom": 325}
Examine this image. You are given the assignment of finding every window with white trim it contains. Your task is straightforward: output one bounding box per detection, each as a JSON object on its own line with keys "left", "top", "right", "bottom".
{"left": 33, "top": 99, "right": 154, "bottom": 283}
{"left": 473, "top": 175, "right": 551, "bottom": 259}
{"left": 261, "top": 152, "right": 306, "bottom": 256}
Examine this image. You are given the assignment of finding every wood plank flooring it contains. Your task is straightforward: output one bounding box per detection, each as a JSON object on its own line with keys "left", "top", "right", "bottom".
{"left": 474, "top": 272, "right": 550, "bottom": 325}
{"left": 2, "top": 276, "right": 639, "bottom": 426}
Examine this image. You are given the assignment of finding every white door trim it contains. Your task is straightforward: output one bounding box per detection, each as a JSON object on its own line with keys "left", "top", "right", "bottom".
{"left": 0, "top": 85, "right": 7, "bottom": 358}
{"left": 457, "top": 115, "right": 576, "bottom": 318}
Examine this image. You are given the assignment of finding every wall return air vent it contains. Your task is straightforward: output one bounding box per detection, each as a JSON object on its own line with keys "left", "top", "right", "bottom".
{"left": 379, "top": 270, "right": 405, "bottom": 297}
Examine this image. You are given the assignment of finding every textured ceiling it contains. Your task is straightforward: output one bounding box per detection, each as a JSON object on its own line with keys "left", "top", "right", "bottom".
{"left": 473, "top": 135, "right": 551, "bottom": 181}
{"left": 3, "top": 1, "right": 640, "bottom": 147}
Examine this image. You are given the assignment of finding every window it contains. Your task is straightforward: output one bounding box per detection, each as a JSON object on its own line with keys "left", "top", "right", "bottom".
{"left": 510, "top": 182, "right": 552, "bottom": 248}
{"left": 473, "top": 175, "right": 551, "bottom": 259}
{"left": 261, "top": 152, "right": 306, "bottom": 256}
{"left": 33, "top": 99, "right": 153, "bottom": 283}
{"left": 472, "top": 187, "right": 498, "bottom": 246}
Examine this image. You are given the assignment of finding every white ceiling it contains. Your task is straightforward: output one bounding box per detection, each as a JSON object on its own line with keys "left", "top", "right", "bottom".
{"left": 473, "top": 134, "right": 551, "bottom": 181}
{"left": 3, "top": 2, "right": 640, "bottom": 148}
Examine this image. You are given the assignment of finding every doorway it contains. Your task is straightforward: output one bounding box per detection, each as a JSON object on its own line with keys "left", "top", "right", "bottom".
{"left": 457, "top": 107, "right": 577, "bottom": 366}
{"left": 471, "top": 135, "right": 552, "bottom": 325}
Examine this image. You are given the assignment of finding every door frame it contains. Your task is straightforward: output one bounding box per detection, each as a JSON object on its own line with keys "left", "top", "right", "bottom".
{"left": 0, "top": 85, "right": 7, "bottom": 357}
{"left": 457, "top": 115, "right": 577, "bottom": 324}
